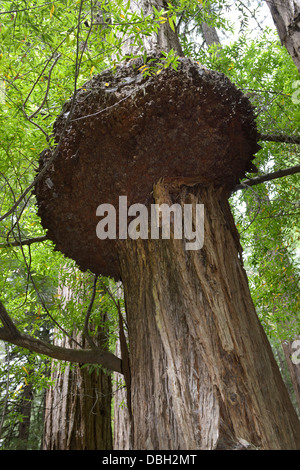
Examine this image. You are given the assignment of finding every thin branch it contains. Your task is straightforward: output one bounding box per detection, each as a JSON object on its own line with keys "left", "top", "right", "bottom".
{"left": 233, "top": 164, "right": 300, "bottom": 192}
{"left": 14, "top": 224, "right": 83, "bottom": 350}
{"left": 0, "top": 4, "right": 88, "bottom": 224}
{"left": 260, "top": 133, "right": 300, "bottom": 145}
{"left": 28, "top": 54, "right": 61, "bottom": 120}
{"left": 0, "top": 299, "right": 122, "bottom": 373}
{"left": 0, "top": 235, "right": 48, "bottom": 249}
{"left": 0, "top": 300, "right": 20, "bottom": 338}
{"left": 0, "top": 2, "right": 53, "bottom": 15}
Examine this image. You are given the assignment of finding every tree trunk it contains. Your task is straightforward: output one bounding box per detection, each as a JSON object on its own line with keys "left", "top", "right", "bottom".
{"left": 117, "top": 182, "right": 300, "bottom": 450}
{"left": 266, "top": 0, "right": 300, "bottom": 74}
{"left": 120, "top": 0, "right": 183, "bottom": 57}
{"left": 17, "top": 382, "right": 33, "bottom": 449}
{"left": 43, "top": 275, "right": 113, "bottom": 450}
{"left": 202, "top": 22, "right": 220, "bottom": 47}
{"left": 282, "top": 337, "right": 300, "bottom": 413}
{"left": 113, "top": 338, "right": 131, "bottom": 449}
{"left": 43, "top": 330, "right": 113, "bottom": 450}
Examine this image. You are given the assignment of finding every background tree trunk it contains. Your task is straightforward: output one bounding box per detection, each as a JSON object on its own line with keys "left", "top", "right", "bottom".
{"left": 43, "top": 329, "right": 113, "bottom": 450}
{"left": 113, "top": 338, "right": 131, "bottom": 450}
{"left": 117, "top": 183, "right": 300, "bottom": 450}
{"left": 266, "top": 0, "right": 300, "bottom": 73}
{"left": 121, "top": 0, "right": 183, "bottom": 57}
{"left": 16, "top": 382, "right": 33, "bottom": 449}
{"left": 43, "top": 277, "right": 113, "bottom": 450}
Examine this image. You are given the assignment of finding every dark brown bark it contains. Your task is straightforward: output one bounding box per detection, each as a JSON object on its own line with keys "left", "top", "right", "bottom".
{"left": 31, "top": 0, "right": 300, "bottom": 451}
{"left": 117, "top": 182, "right": 300, "bottom": 450}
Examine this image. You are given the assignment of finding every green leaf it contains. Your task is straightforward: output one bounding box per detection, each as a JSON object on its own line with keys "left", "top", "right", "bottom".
{"left": 168, "top": 15, "right": 175, "bottom": 32}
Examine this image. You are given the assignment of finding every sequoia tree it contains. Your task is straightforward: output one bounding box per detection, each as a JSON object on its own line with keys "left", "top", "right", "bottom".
{"left": 1, "top": 0, "right": 300, "bottom": 451}
{"left": 266, "top": 0, "right": 300, "bottom": 74}
{"left": 43, "top": 274, "right": 113, "bottom": 450}
{"left": 33, "top": 0, "right": 300, "bottom": 450}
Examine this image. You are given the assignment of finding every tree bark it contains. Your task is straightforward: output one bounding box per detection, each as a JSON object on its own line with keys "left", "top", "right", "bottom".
{"left": 266, "top": 0, "right": 300, "bottom": 74}
{"left": 120, "top": 0, "right": 183, "bottom": 57}
{"left": 202, "top": 22, "right": 220, "bottom": 47}
{"left": 17, "top": 382, "right": 33, "bottom": 450}
{"left": 282, "top": 338, "right": 300, "bottom": 413}
{"left": 113, "top": 338, "right": 131, "bottom": 450}
{"left": 42, "top": 275, "right": 113, "bottom": 450}
{"left": 0, "top": 299, "right": 122, "bottom": 373}
{"left": 117, "top": 182, "right": 300, "bottom": 450}
{"left": 43, "top": 330, "right": 113, "bottom": 450}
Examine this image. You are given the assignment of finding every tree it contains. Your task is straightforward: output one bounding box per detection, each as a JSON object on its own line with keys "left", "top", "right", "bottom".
{"left": 199, "top": 1, "right": 300, "bottom": 415}
{"left": 43, "top": 272, "right": 113, "bottom": 450}
{"left": 43, "top": 331, "right": 112, "bottom": 450}
{"left": 34, "top": 0, "right": 300, "bottom": 449}
{"left": 0, "top": 0, "right": 300, "bottom": 450}
{"left": 266, "top": 0, "right": 300, "bottom": 74}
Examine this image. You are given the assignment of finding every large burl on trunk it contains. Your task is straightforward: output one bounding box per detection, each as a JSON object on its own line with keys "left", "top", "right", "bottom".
{"left": 35, "top": 57, "right": 300, "bottom": 449}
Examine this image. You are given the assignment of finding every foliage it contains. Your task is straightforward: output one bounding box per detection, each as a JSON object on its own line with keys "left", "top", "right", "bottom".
{"left": 0, "top": 0, "right": 299, "bottom": 448}
{"left": 199, "top": 30, "right": 300, "bottom": 341}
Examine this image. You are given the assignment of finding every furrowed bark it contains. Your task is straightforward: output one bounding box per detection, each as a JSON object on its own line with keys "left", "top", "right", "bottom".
{"left": 43, "top": 331, "right": 113, "bottom": 450}
{"left": 117, "top": 182, "right": 300, "bottom": 450}
{"left": 266, "top": 0, "right": 300, "bottom": 74}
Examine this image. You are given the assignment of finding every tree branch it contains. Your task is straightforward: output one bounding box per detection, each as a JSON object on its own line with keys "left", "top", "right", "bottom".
{"left": 233, "top": 164, "right": 300, "bottom": 192}
{"left": 0, "top": 299, "right": 122, "bottom": 373}
{"left": 0, "top": 300, "right": 20, "bottom": 338}
{"left": 28, "top": 54, "right": 61, "bottom": 120}
{"left": 0, "top": 235, "right": 48, "bottom": 249}
{"left": 260, "top": 133, "right": 300, "bottom": 145}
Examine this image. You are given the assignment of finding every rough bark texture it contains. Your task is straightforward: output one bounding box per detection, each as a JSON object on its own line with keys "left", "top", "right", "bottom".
{"left": 113, "top": 339, "right": 131, "bottom": 450}
{"left": 282, "top": 338, "right": 300, "bottom": 413}
{"left": 43, "top": 274, "right": 113, "bottom": 450}
{"left": 120, "top": 0, "right": 183, "bottom": 56}
{"left": 266, "top": 0, "right": 300, "bottom": 74}
{"left": 43, "top": 330, "right": 113, "bottom": 450}
{"left": 117, "top": 182, "right": 300, "bottom": 450}
{"left": 34, "top": 14, "right": 300, "bottom": 449}
{"left": 35, "top": 57, "right": 259, "bottom": 279}
{"left": 202, "top": 22, "right": 221, "bottom": 47}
